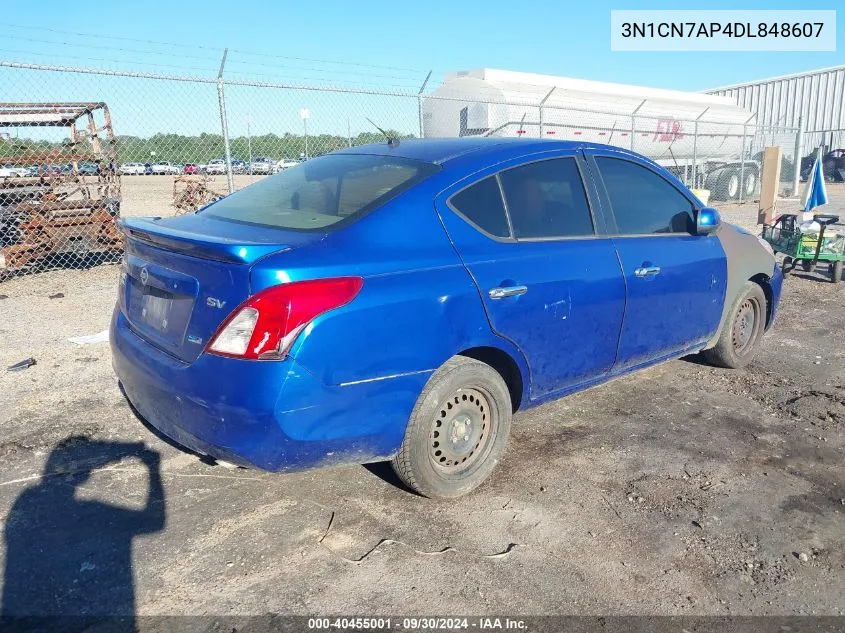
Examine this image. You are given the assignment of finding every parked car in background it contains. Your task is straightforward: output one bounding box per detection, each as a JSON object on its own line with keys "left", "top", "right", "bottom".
{"left": 0, "top": 164, "right": 29, "bottom": 178}
{"left": 231, "top": 159, "right": 248, "bottom": 174}
{"left": 111, "top": 138, "right": 782, "bottom": 499}
{"left": 75, "top": 162, "right": 101, "bottom": 175}
{"left": 204, "top": 159, "right": 227, "bottom": 175}
{"left": 183, "top": 164, "right": 200, "bottom": 174}
{"left": 250, "top": 157, "right": 275, "bottom": 175}
{"left": 121, "top": 163, "right": 148, "bottom": 176}
{"left": 151, "top": 161, "right": 182, "bottom": 175}
{"left": 30, "top": 164, "right": 72, "bottom": 177}
{"left": 275, "top": 158, "right": 300, "bottom": 172}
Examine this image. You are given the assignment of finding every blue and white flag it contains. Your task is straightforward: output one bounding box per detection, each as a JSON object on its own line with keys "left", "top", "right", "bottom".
{"left": 801, "top": 148, "right": 828, "bottom": 212}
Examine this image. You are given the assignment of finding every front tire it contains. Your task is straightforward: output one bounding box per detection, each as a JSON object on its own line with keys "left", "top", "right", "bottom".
{"left": 391, "top": 356, "right": 512, "bottom": 499}
{"left": 702, "top": 282, "right": 767, "bottom": 369}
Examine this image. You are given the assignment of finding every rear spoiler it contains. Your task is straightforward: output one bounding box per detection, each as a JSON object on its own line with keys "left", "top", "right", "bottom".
{"left": 118, "top": 217, "right": 290, "bottom": 264}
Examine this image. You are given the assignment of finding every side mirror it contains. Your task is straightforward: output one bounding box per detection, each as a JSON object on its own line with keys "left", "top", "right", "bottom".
{"left": 696, "top": 207, "right": 721, "bottom": 236}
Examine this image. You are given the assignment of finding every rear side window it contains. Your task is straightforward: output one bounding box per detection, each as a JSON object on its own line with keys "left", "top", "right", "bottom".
{"left": 499, "top": 158, "right": 594, "bottom": 239}
{"left": 205, "top": 154, "right": 438, "bottom": 231}
{"left": 595, "top": 157, "right": 694, "bottom": 235}
{"left": 449, "top": 176, "right": 510, "bottom": 238}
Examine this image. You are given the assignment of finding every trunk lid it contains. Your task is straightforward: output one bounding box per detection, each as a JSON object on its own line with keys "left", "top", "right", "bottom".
{"left": 118, "top": 214, "right": 323, "bottom": 363}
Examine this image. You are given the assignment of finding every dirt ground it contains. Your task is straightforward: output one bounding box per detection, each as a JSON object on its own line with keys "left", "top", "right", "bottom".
{"left": 120, "top": 174, "right": 263, "bottom": 217}
{"left": 0, "top": 185, "right": 844, "bottom": 618}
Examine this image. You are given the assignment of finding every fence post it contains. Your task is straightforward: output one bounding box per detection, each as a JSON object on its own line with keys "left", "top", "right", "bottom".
{"left": 691, "top": 107, "right": 710, "bottom": 191}
{"left": 631, "top": 99, "right": 646, "bottom": 152}
{"left": 216, "top": 48, "right": 234, "bottom": 194}
{"left": 691, "top": 121, "right": 698, "bottom": 189}
{"left": 538, "top": 88, "right": 555, "bottom": 138}
{"left": 792, "top": 115, "right": 804, "bottom": 198}
{"left": 739, "top": 124, "right": 747, "bottom": 204}
{"left": 417, "top": 71, "right": 432, "bottom": 139}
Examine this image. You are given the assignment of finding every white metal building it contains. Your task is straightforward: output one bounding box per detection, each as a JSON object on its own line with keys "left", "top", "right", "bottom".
{"left": 707, "top": 65, "right": 845, "bottom": 151}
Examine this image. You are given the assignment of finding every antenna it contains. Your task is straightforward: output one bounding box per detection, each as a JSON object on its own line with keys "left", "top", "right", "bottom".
{"left": 517, "top": 113, "right": 527, "bottom": 137}
{"left": 366, "top": 118, "right": 399, "bottom": 147}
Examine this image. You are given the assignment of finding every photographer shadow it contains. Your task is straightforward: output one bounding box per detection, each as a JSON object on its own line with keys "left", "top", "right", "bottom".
{"left": 2, "top": 436, "right": 165, "bottom": 629}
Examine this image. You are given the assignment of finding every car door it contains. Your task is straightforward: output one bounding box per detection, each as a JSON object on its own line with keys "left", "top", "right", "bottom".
{"left": 585, "top": 150, "right": 727, "bottom": 370}
{"left": 435, "top": 152, "right": 626, "bottom": 399}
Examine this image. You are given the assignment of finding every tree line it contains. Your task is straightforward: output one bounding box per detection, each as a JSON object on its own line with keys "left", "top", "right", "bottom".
{"left": 1, "top": 130, "right": 413, "bottom": 165}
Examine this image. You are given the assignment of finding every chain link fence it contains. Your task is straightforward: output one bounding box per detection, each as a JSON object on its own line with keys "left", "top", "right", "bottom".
{"left": 0, "top": 60, "right": 806, "bottom": 280}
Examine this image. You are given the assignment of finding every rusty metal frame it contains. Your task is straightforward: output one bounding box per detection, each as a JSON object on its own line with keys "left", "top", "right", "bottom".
{"left": 0, "top": 102, "right": 121, "bottom": 274}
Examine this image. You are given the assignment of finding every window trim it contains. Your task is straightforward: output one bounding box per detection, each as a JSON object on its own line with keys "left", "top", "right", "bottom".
{"left": 445, "top": 155, "right": 599, "bottom": 243}
{"left": 494, "top": 173, "right": 517, "bottom": 239}
{"left": 587, "top": 152, "right": 701, "bottom": 238}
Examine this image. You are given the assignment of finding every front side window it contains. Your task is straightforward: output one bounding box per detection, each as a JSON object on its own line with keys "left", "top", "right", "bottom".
{"left": 595, "top": 157, "right": 695, "bottom": 235}
{"left": 499, "top": 158, "right": 594, "bottom": 239}
{"left": 205, "top": 154, "right": 438, "bottom": 231}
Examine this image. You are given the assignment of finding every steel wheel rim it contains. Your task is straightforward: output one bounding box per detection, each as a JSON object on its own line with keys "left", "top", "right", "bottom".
{"left": 429, "top": 387, "right": 493, "bottom": 475}
{"left": 731, "top": 297, "right": 761, "bottom": 356}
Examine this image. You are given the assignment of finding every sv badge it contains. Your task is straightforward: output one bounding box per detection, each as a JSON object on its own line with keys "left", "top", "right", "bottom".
{"left": 206, "top": 297, "right": 227, "bottom": 309}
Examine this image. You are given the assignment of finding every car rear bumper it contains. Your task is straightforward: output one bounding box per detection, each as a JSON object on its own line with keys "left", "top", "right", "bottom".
{"left": 110, "top": 308, "right": 426, "bottom": 472}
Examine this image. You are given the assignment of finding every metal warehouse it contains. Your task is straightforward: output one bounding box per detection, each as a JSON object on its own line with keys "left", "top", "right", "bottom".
{"left": 707, "top": 64, "right": 845, "bottom": 152}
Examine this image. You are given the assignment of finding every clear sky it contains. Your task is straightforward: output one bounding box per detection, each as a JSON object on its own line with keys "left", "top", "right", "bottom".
{"left": 0, "top": 0, "right": 842, "bottom": 139}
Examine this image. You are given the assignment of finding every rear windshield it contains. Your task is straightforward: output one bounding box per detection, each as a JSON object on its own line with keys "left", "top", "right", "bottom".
{"left": 205, "top": 153, "right": 438, "bottom": 231}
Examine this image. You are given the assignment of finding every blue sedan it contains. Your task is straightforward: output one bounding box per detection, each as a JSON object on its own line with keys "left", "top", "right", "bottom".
{"left": 110, "top": 138, "right": 782, "bottom": 498}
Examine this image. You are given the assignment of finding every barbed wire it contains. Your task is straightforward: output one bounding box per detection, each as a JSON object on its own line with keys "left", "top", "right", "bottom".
{"left": 0, "top": 22, "right": 443, "bottom": 75}
{"left": 0, "top": 36, "right": 435, "bottom": 91}
{"left": 0, "top": 50, "right": 222, "bottom": 76}
{"left": 2, "top": 34, "right": 225, "bottom": 64}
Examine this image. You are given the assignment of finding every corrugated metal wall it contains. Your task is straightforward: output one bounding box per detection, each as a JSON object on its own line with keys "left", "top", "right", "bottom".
{"left": 707, "top": 65, "right": 845, "bottom": 151}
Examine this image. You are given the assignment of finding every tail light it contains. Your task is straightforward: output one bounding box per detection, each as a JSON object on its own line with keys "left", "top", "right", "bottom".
{"left": 207, "top": 277, "right": 363, "bottom": 360}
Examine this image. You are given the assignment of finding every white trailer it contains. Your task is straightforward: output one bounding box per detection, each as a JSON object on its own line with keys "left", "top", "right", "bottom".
{"left": 422, "top": 68, "right": 761, "bottom": 200}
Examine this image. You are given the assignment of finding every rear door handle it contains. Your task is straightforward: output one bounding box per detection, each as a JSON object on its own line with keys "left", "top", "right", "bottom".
{"left": 489, "top": 285, "right": 528, "bottom": 299}
{"left": 634, "top": 266, "right": 661, "bottom": 278}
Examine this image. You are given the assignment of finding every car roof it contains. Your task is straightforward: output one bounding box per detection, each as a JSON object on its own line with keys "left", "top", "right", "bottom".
{"left": 337, "top": 137, "right": 604, "bottom": 165}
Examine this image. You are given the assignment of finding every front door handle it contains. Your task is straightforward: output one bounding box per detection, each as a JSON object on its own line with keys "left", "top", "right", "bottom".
{"left": 489, "top": 285, "right": 528, "bottom": 299}
{"left": 634, "top": 266, "right": 661, "bottom": 278}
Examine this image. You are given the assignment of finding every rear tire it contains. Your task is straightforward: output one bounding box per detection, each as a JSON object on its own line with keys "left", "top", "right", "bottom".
{"left": 782, "top": 256, "right": 794, "bottom": 276}
{"left": 802, "top": 260, "right": 814, "bottom": 272}
{"left": 391, "top": 356, "right": 512, "bottom": 499}
{"left": 702, "top": 282, "right": 767, "bottom": 369}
